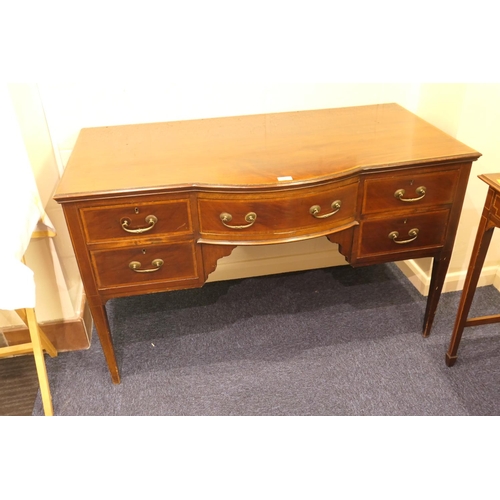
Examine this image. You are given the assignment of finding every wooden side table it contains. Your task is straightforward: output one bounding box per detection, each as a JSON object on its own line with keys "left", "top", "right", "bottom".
{"left": 446, "top": 173, "right": 500, "bottom": 366}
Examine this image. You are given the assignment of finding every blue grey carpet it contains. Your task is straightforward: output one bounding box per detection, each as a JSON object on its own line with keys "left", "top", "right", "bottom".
{"left": 33, "top": 263, "right": 500, "bottom": 415}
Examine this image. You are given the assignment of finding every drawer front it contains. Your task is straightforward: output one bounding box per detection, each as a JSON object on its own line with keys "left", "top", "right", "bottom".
{"left": 81, "top": 198, "right": 192, "bottom": 243}
{"left": 362, "top": 169, "right": 459, "bottom": 214}
{"left": 358, "top": 210, "right": 449, "bottom": 258}
{"left": 198, "top": 180, "right": 358, "bottom": 241}
{"left": 90, "top": 242, "right": 199, "bottom": 289}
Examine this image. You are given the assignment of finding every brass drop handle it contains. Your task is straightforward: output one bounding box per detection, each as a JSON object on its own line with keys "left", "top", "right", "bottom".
{"left": 121, "top": 215, "right": 158, "bottom": 234}
{"left": 309, "top": 200, "right": 342, "bottom": 219}
{"left": 388, "top": 228, "right": 419, "bottom": 244}
{"left": 129, "top": 258, "right": 164, "bottom": 273}
{"left": 394, "top": 186, "right": 426, "bottom": 202}
{"left": 220, "top": 211, "right": 257, "bottom": 229}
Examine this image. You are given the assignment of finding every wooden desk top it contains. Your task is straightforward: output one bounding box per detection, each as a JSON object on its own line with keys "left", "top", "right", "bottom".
{"left": 55, "top": 103, "right": 480, "bottom": 201}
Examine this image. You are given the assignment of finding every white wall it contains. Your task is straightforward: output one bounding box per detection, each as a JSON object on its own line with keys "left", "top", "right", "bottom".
{"left": 4, "top": 83, "right": 500, "bottom": 328}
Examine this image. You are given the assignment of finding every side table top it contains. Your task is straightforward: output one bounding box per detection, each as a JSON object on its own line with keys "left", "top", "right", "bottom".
{"left": 479, "top": 173, "right": 500, "bottom": 192}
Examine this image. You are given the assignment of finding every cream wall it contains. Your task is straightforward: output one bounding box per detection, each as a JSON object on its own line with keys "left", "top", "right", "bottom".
{"left": 399, "top": 84, "right": 500, "bottom": 294}
{"left": 0, "top": 85, "right": 80, "bottom": 328}
{"left": 4, "top": 83, "right": 500, "bottom": 329}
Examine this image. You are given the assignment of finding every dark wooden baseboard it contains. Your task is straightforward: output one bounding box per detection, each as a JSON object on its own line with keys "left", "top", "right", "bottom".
{"left": 2, "top": 298, "right": 92, "bottom": 352}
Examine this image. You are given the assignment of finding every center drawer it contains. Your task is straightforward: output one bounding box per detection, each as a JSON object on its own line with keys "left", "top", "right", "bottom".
{"left": 198, "top": 180, "right": 359, "bottom": 241}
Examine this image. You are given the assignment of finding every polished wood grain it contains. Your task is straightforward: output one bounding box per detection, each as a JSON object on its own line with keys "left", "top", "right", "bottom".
{"left": 55, "top": 104, "right": 478, "bottom": 201}
{"left": 54, "top": 104, "right": 481, "bottom": 384}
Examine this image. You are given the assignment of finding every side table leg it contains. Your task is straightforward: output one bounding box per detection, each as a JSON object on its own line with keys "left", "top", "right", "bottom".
{"left": 88, "top": 298, "right": 121, "bottom": 384}
{"left": 446, "top": 220, "right": 495, "bottom": 367}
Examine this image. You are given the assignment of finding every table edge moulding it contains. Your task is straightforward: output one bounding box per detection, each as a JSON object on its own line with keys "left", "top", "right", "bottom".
{"left": 54, "top": 103, "right": 481, "bottom": 384}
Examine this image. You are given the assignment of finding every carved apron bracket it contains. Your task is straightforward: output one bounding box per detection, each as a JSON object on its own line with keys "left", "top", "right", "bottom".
{"left": 200, "top": 244, "right": 237, "bottom": 281}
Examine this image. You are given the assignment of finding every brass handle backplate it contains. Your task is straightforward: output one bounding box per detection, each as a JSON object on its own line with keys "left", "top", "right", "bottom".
{"left": 129, "top": 258, "right": 164, "bottom": 273}
{"left": 394, "top": 186, "right": 426, "bottom": 202}
{"left": 220, "top": 212, "right": 257, "bottom": 229}
{"left": 121, "top": 215, "right": 158, "bottom": 234}
{"left": 388, "top": 228, "right": 419, "bottom": 244}
{"left": 309, "top": 200, "right": 342, "bottom": 219}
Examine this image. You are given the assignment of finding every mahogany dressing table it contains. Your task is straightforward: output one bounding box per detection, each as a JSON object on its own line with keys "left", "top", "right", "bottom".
{"left": 54, "top": 104, "right": 481, "bottom": 384}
